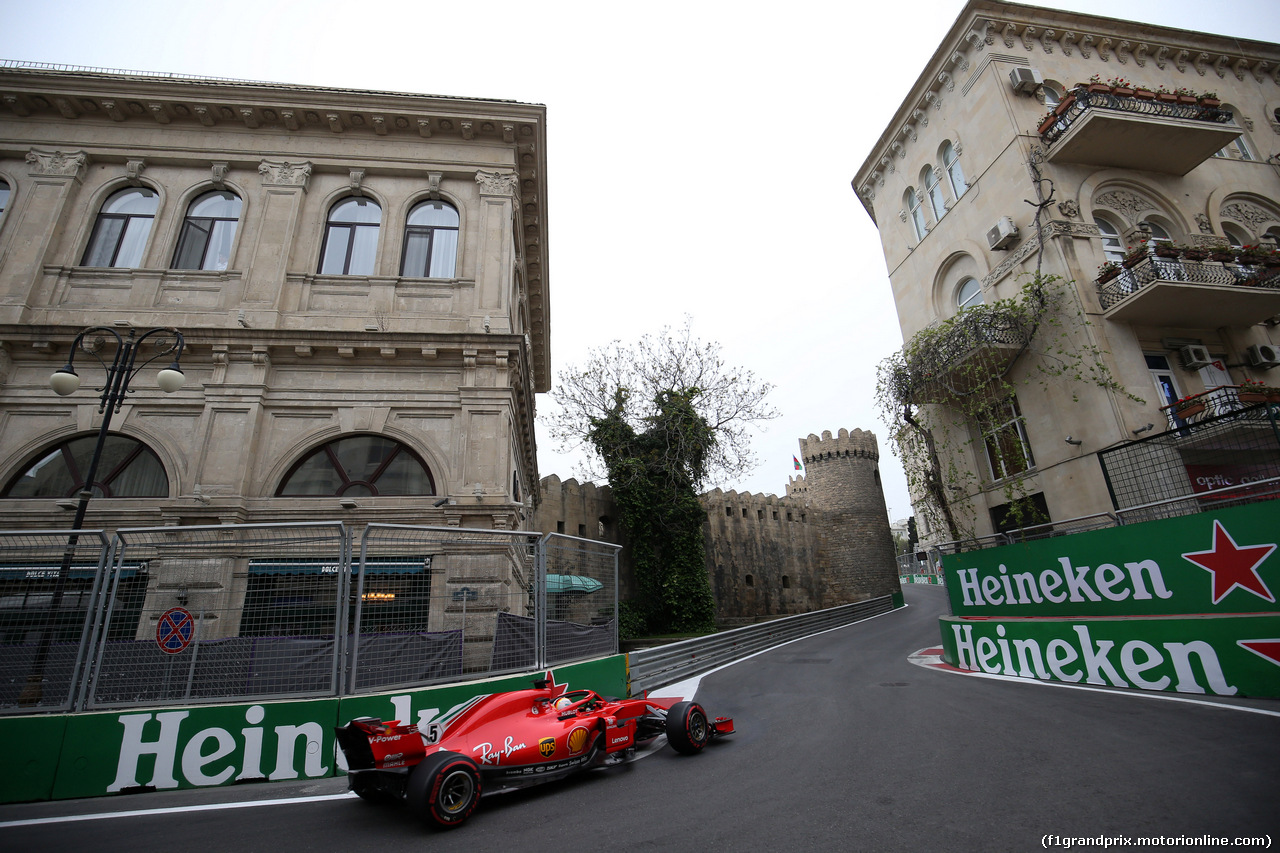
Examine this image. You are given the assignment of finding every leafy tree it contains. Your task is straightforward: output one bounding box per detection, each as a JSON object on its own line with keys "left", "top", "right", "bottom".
{"left": 546, "top": 321, "right": 777, "bottom": 634}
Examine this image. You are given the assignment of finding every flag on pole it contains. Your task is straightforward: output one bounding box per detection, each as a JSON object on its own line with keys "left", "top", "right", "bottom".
{"left": 793, "top": 456, "right": 802, "bottom": 470}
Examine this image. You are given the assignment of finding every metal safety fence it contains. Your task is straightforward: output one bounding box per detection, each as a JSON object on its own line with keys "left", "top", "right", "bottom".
{"left": 0, "top": 522, "right": 620, "bottom": 715}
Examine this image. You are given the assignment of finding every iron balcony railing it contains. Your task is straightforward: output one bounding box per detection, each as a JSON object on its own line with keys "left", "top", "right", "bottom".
{"left": 1158, "top": 384, "right": 1279, "bottom": 430}
{"left": 1040, "top": 88, "right": 1233, "bottom": 145}
{"left": 1096, "top": 252, "right": 1280, "bottom": 311}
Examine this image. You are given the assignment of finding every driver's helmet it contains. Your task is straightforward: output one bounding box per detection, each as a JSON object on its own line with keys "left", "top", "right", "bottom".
{"left": 552, "top": 696, "right": 575, "bottom": 712}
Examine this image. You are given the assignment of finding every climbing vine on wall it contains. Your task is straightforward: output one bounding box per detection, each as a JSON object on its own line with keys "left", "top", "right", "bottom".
{"left": 875, "top": 273, "right": 1140, "bottom": 544}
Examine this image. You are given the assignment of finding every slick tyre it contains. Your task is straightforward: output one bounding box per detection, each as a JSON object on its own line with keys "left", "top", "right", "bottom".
{"left": 406, "top": 752, "right": 482, "bottom": 829}
{"left": 666, "top": 701, "right": 711, "bottom": 755}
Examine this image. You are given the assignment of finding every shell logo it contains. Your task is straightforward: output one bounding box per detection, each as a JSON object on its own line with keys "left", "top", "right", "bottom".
{"left": 566, "top": 726, "right": 590, "bottom": 755}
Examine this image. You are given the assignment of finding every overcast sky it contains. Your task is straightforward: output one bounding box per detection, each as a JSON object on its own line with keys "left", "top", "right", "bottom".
{"left": 2, "top": 0, "right": 1278, "bottom": 521}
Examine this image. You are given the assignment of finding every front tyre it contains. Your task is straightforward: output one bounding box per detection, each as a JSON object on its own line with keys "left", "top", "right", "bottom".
{"left": 406, "top": 752, "right": 482, "bottom": 828}
{"left": 666, "top": 701, "right": 711, "bottom": 755}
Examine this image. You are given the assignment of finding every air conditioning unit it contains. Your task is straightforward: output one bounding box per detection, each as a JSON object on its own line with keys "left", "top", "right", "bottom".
{"left": 1246, "top": 344, "right": 1280, "bottom": 368}
{"left": 1009, "top": 67, "right": 1044, "bottom": 94}
{"left": 1178, "top": 344, "right": 1212, "bottom": 370}
{"left": 987, "top": 217, "right": 1020, "bottom": 250}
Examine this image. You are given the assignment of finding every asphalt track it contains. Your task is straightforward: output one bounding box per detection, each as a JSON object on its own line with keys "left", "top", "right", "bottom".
{"left": 2, "top": 584, "right": 1277, "bottom": 852}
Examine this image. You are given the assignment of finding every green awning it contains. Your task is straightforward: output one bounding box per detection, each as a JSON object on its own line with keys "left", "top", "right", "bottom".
{"left": 546, "top": 574, "right": 603, "bottom": 595}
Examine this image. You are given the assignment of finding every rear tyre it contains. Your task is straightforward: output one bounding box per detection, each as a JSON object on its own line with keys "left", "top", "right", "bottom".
{"left": 406, "top": 752, "right": 482, "bottom": 828}
{"left": 666, "top": 701, "right": 711, "bottom": 755}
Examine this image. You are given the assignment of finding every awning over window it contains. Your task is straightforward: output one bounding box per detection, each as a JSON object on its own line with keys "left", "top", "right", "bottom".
{"left": 546, "top": 574, "right": 603, "bottom": 595}
{"left": 248, "top": 557, "right": 430, "bottom": 576}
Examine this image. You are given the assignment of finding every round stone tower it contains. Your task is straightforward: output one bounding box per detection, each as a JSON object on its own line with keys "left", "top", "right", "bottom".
{"left": 797, "top": 428, "right": 901, "bottom": 603}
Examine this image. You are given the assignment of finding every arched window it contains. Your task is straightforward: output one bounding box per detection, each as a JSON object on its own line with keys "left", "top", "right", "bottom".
{"left": 905, "top": 188, "right": 926, "bottom": 241}
{"left": 924, "top": 166, "right": 946, "bottom": 220}
{"left": 1142, "top": 221, "right": 1172, "bottom": 248}
{"left": 319, "top": 197, "right": 381, "bottom": 275}
{"left": 1222, "top": 223, "right": 1251, "bottom": 248}
{"left": 81, "top": 187, "right": 158, "bottom": 268}
{"left": 957, "top": 277, "right": 983, "bottom": 310}
{"left": 401, "top": 200, "right": 459, "bottom": 278}
{"left": 1095, "top": 216, "right": 1126, "bottom": 264}
{"left": 3, "top": 434, "right": 168, "bottom": 498}
{"left": 277, "top": 435, "right": 435, "bottom": 497}
{"left": 1042, "top": 86, "right": 1061, "bottom": 110}
{"left": 1215, "top": 109, "right": 1254, "bottom": 161}
{"left": 942, "top": 141, "right": 967, "bottom": 199}
{"left": 172, "top": 190, "right": 242, "bottom": 271}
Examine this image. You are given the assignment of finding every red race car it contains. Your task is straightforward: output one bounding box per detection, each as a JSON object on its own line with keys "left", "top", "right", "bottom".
{"left": 334, "top": 671, "right": 734, "bottom": 828}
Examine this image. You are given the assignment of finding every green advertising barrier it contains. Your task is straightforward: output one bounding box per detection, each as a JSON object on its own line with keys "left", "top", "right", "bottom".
{"left": 939, "top": 614, "right": 1280, "bottom": 698}
{"left": 943, "top": 501, "right": 1280, "bottom": 618}
{"left": 2, "top": 656, "right": 628, "bottom": 804}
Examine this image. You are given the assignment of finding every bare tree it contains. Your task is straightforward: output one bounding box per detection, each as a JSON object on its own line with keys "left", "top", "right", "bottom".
{"left": 544, "top": 319, "right": 778, "bottom": 491}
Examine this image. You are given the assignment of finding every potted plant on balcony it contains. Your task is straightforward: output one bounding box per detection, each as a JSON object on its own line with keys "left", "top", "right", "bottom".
{"left": 1175, "top": 87, "right": 1198, "bottom": 105}
{"left": 1237, "top": 245, "right": 1278, "bottom": 266}
{"left": 1122, "top": 242, "right": 1148, "bottom": 268}
{"left": 1108, "top": 76, "right": 1135, "bottom": 97}
{"left": 1038, "top": 110, "right": 1058, "bottom": 135}
{"left": 1155, "top": 86, "right": 1178, "bottom": 104}
{"left": 1238, "top": 379, "right": 1269, "bottom": 403}
{"left": 1199, "top": 91, "right": 1221, "bottom": 108}
{"left": 1153, "top": 241, "right": 1180, "bottom": 259}
{"left": 1086, "top": 75, "right": 1110, "bottom": 95}
{"left": 1207, "top": 242, "right": 1237, "bottom": 263}
{"left": 1179, "top": 243, "right": 1210, "bottom": 262}
{"left": 1096, "top": 260, "right": 1122, "bottom": 284}
{"left": 1172, "top": 394, "right": 1207, "bottom": 418}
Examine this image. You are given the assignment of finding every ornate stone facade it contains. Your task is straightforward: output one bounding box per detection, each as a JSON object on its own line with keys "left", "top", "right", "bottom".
{"left": 852, "top": 1, "right": 1280, "bottom": 545}
{"left": 0, "top": 67, "right": 551, "bottom": 620}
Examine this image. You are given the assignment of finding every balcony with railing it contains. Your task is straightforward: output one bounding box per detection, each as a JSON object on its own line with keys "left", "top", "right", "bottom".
{"left": 1039, "top": 85, "right": 1241, "bottom": 175}
{"left": 1095, "top": 247, "right": 1280, "bottom": 327}
{"left": 906, "top": 307, "right": 1034, "bottom": 405}
{"left": 1159, "top": 384, "right": 1280, "bottom": 431}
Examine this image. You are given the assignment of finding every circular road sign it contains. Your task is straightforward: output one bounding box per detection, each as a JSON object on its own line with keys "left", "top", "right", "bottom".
{"left": 156, "top": 607, "right": 195, "bottom": 654}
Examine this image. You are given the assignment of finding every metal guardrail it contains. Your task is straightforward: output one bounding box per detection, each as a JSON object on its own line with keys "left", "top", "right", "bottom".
{"left": 627, "top": 595, "right": 895, "bottom": 696}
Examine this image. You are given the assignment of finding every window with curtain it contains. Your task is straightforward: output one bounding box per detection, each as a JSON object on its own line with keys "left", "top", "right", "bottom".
{"left": 905, "top": 188, "right": 926, "bottom": 240}
{"left": 978, "top": 397, "right": 1035, "bottom": 482}
{"left": 319, "top": 197, "right": 381, "bottom": 275}
{"left": 957, "top": 277, "right": 983, "bottom": 310}
{"left": 942, "top": 141, "right": 967, "bottom": 199}
{"left": 277, "top": 435, "right": 435, "bottom": 496}
{"left": 2, "top": 434, "right": 168, "bottom": 498}
{"left": 172, "top": 190, "right": 242, "bottom": 271}
{"left": 924, "top": 166, "right": 946, "bottom": 220}
{"left": 81, "top": 187, "right": 159, "bottom": 268}
{"left": 401, "top": 199, "right": 459, "bottom": 278}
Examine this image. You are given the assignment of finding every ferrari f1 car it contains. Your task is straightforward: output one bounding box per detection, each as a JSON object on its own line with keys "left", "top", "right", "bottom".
{"left": 334, "top": 673, "right": 734, "bottom": 828}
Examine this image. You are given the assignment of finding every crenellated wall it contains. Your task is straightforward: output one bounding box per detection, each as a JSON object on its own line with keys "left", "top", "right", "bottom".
{"left": 532, "top": 427, "right": 902, "bottom": 624}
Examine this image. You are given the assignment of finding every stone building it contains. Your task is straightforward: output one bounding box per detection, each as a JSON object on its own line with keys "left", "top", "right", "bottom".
{"left": 852, "top": 1, "right": 1280, "bottom": 545}
{"left": 536, "top": 428, "right": 902, "bottom": 624}
{"left": 0, "top": 65, "right": 549, "bottom": 638}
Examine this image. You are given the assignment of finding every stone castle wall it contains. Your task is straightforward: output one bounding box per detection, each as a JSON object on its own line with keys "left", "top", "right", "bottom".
{"left": 532, "top": 427, "right": 902, "bottom": 623}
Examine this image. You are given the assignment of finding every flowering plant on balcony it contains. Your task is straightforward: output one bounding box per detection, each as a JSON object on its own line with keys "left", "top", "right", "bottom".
{"left": 1122, "top": 242, "right": 1149, "bottom": 267}
{"left": 1096, "top": 260, "right": 1122, "bottom": 283}
{"left": 1238, "top": 379, "right": 1280, "bottom": 401}
{"left": 1171, "top": 394, "right": 1207, "bottom": 415}
{"left": 1177, "top": 243, "right": 1210, "bottom": 261}
{"left": 1237, "top": 245, "right": 1279, "bottom": 266}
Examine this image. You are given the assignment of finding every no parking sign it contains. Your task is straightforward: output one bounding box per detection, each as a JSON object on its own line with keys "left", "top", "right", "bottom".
{"left": 156, "top": 607, "right": 195, "bottom": 654}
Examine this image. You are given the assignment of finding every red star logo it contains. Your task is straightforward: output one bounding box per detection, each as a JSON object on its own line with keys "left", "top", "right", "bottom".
{"left": 1182, "top": 520, "right": 1276, "bottom": 605}
{"left": 1239, "top": 639, "right": 1280, "bottom": 668}
{"left": 543, "top": 669, "right": 569, "bottom": 699}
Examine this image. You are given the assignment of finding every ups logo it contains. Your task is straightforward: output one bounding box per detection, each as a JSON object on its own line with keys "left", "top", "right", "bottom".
{"left": 538, "top": 737, "right": 556, "bottom": 757}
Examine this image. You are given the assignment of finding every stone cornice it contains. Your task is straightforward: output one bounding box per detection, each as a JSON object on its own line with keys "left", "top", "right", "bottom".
{"left": 852, "top": 0, "right": 1280, "bottom": 218}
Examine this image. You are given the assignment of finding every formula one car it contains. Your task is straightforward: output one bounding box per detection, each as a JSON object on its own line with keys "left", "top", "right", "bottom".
{"left": 334, "top": 673, "right": 734, "bottom": 828}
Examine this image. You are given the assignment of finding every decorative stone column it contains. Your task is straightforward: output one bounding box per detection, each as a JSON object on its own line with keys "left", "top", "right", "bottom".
{"left": 247, "top": 159, "right": 311, "bottom": 323}
{"left": 473, "top": 170, "right": 518, "bottom": 328}
{"left": 0, "top": 149, "right": 89, "bottom": 323}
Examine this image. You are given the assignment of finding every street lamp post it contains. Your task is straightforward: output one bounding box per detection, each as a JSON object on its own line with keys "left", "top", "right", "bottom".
{"left": 19, "top": 326, "right": 185, "bottom": 706}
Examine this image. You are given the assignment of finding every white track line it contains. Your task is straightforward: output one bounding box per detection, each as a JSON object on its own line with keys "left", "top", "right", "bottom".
{"left": 0, "top": 792, "right": 356, "bottom": 829}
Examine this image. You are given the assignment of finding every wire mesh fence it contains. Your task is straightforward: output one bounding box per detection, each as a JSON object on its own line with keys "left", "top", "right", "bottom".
{"left": 0, "top": 522, "right": 621, "bottom": 715}
{"left": 0, "top": 530, "right": 115, "bottom": 712}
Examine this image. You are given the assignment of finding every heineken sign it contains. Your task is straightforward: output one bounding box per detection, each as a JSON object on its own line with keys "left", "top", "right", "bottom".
{"left": 939, "top": 501, "right": 1280, "bottom": 698}
{"left": 945, "top": 502, "right": 1279, "bottom": 617}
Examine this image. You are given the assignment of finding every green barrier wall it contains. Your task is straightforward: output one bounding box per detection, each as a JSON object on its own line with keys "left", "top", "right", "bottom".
{"left": 939, "top": 614, "right": 1280, "bottom": 698}
{"left": 1, "top": 655, "right": 628, "bottom": 805}
{"left": 938, "top": 500, "right": 1280, "bottom": 698}
{"left": 944, "top": 502, "right": 1280, "bottom": 618}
